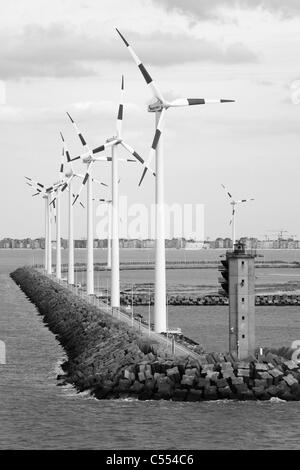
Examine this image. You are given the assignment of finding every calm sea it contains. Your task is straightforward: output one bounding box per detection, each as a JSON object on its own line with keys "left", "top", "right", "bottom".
{"left": 0, "top": 249, "right": 300, "bottom": 450}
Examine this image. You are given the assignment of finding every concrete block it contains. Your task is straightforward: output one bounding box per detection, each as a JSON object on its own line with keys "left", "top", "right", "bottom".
{"left": 220, "top": 362, "right": 234, "bottom": 370}
{"left": 145, "top": 370, "right": 153, "bottom": 380}
{"left": 206, "top": 370, "right": 219, "bottom": 382}
{"left": 195, "top": 377, "right": 210, "bottom": 389}
{"left": 201, "top": 364, "right": 215, "bottom": 373}
{"left": 203, "top": 386, "right": 218, "bottom": 400}
{"left": 255, "top": 363, "right": 269, "bottom": 372}
{"left": 124, "top": 369, "right": 131, "bottom": 380}
{"left": 173, "top": 388, "right": 187, "bottom": 401}
{"left": 187, "top": 389, "right": 202, "bottom": 402}
{"left": 237, "top": 369, "right": 250, "bottom": 377}
{"left": 198, "top": 355, "right": 208, "bottom": 365}
{"left": 256, "top": 371, "right": 272, "bottom": 380}
{"left": 218, "top": 386, "right": 232, "bottom": 399}
{"left": 283, "top": 374, "right": 298, "bottom": 387}
{"left": 185, "top": 368, "right": 197, "bottom": 376}
{"left": 231, "top": 376, "right": 244, "bottom": 385}
{"left": 181, "top": 375, "right": 194, "bottom": 388}
{"left": 138, "top": 371, "right": 146, "bottom": 382}
{"left": 254, "top": 379, "right": 267, "bottom": 389}
{"left": 222, "top": 370, "right": 235, "bottom": 379}
{"left": 236, "top": 362, "right": 250, "bottom": 370}
{"left": 283, "top": 360, "right": 299, "bottom": 371}
{"left": 269, "top": 368, "right": 283, "bottom": 378}
{"left": 239, "top": 390, "right": 255, "bottom": 400}
{"left": 216, "top": 378, "right": 228, "bottom": 388}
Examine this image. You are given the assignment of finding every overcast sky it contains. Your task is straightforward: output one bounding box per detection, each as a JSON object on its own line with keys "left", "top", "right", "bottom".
{"left": 1, "top": 0, "right": 300, "bottom": 240}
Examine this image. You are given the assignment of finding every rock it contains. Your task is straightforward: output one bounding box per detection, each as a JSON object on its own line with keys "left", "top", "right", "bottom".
{"left": 216, "top": 378, "right": 228, "bottom": 389}
{"left": 290, "top": 383, "right": 300, "bottom": 399}
{"left": 231, "top": 377, "right": 244, "bottom": 385}
{"left": 144, "top": 379, "right": 156, "bottom": 392}
{"left": 221, "top": 370, "right": 235, "bottom": 380}
{"left": 181, "top": 375, "right": 195, "bottom": 388}
{"left": 239, "top": 390, "right": 255, "bottom": 400}
{"left": 118, "top": 378, "right": 131, "bottom": 392}
{"left": 220, "top": 362, "right": 234, "bottom": 371}
{"left": 255, "top": 363, "right": 269, "bottom": 372}
{"left": 138, "top": 371, "right": 146, "bottom": 382}
{"left": 145, "top": 369, "right": 153, "bottom": 380}
{"left": 173, "top": 388, "right": 187, "bottom": 401}
{"left": 252, "top": 387, "right": 269, "bottom": 400}
{"left": 138, "top": 389, "right": 153, "bottom": 400}
{"left": 166, "top": 366, "right": 180, "bottom": 382}
{"left": 198, "top": 355, "right": 208, "bottom": 365}
{"left": 195, "top": 377, "right": 210, "bottom": 389}
{"left": 130, "top": 380, "right": 144, "bottom": 394}
{"left": 237, "top": 369, "right": 250, "bottom": 377}
{"left": 157, "top": 378, "right": 174, "bottom": 399}
{"left": 203, "top": 386, "right": 218, "bottom": 400}
{"left": 283, "top": 360, "right": 299, "bottom": 371}
{"left": 185, "top": 368, "right": 198, "bottom": 377}
{"left": 266, "top": 385, "right": 280, "bottom": 397}
{"left": 206, "top": 370, "right": 219, "bottom": 382}
{"left": 254, "top": 379, "right": 267, "bottom": 389}
{"left": 236, "top": 362, "right": 250, "bottom": 370}
{"left": 187, "top": 389, "right": 202, "bottom": 402}
{"left": 283, "top": 374, "right": 298, "bottom": 387}
{"left": 218, "top": 386, "right": 232, "bottom": 399}
{"left": 233, "top": 383, "right": 249, "bottom": 394}
{"left": 201, "top": 364, "right": 215, "bottom": 374}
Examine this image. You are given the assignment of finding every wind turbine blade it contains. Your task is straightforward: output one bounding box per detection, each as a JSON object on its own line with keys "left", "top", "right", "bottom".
{"left": 67, "top": 112, "right": 93, "bottom": 158}
{"left": 116, "top": 28, "right": 164, "bottom": 103}
{"left": 139, "top": 108, "right": 165, "bottom": 186}
{"left": 167, "top": 98, "right": 235, "bottom": 108}
{"left": 236, "top": 198, "right": 255, "bottom": 203}
{"left": 116, "top": 75, "right": 124, "bottom": 139}
{"left": 72, "top": 162, "right": 93, "bottom": 206}
{"left": 92, "top": 177, "right": 108, "bottom": 187}
{"left": 60, "top": 131, "right": 72, "bottom": 164}
{"left": 92, "top": 139, "right": 117, "bottom": 155}
{"left": 120, "top": 141, "right": 154, "bottom": 179}
{"left": 221, "top": 184, "right": 232, "bottom": 199}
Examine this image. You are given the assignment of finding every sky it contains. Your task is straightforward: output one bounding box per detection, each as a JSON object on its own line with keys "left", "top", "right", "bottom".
{"left": 1, "top": 0, "right": 300, "bottom": 240}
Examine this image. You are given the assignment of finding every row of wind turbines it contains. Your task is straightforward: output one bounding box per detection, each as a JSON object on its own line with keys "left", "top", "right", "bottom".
{"left": 25, "top": 29, "right": 253, "bottom": 333}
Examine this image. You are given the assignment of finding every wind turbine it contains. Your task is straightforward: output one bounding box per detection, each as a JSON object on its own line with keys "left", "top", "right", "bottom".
{"left": 71, "top": 76, "right": 145, "bottom": 310}
{"left": 52, "top": 132, "right": 103, "bottom": 286}
{"left": 116, "top": 28, "right": 235, "bottom": 332}
{"left": 25, "top": 177, "right": 60, "bottom": 274}
{"left": 221, "top": 184, "right": 254, "bottom": 249}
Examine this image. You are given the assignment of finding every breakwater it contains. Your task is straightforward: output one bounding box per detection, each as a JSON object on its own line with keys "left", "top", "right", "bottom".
{"left": 11, "top": 267, "right": 300, "bottom": 402}
{"left": 34, "top": 259, "right": 300, "bottom": 271}
{"left": 119, "top": 292, "right": 300, "bottom": 307}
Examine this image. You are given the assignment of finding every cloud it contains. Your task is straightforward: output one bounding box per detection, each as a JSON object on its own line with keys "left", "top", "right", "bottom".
{"left": 153, "top": 0, "right": 300, "bottom": 20}
{"left": 0, "top": 23, "right": 257, "bottom": 79}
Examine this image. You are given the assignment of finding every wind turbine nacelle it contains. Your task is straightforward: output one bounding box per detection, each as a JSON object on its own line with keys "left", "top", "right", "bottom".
{"left": 82, "top": 155, "right": 92, "bottom": 164}
{"left": 148, "top": 100, "right": 164, "bottom": 112}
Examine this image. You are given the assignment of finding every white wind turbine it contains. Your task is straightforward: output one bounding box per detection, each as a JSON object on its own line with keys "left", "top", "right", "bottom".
{"left": 117, "top": 28, "right": 235, "bottom": 333}
{"left": 221, "top": 184, "right": 254, "bottom": 249}
{"left": 51, "top": 132, "right": 104, "bottom": 286}
{"left": 71, "top": 76, "right": 146, "bottom": 310}
{"left": 25, "top": 177, "right": 61, "bottom": 274}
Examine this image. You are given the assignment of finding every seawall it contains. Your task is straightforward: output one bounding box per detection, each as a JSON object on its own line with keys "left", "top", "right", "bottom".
{"left": 10, "top": 267, "right": 300, "bottom": 402}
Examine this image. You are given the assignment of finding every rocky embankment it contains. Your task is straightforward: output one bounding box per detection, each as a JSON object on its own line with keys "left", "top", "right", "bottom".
{"left": 11, "top": 267, "right": 300, "bottom": 401}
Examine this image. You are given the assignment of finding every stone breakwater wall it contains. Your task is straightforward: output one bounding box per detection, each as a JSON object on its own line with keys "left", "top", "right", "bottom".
{"left": 11, "top": 267, "right": 300, "bottom": 402}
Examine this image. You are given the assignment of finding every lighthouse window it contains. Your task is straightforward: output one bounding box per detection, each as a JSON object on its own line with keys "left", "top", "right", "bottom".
{"left": 242, "top": 334, "right": 245, "bottom": 338}
{"left": 242, "top": 316, "right": 245, "bottom": 320}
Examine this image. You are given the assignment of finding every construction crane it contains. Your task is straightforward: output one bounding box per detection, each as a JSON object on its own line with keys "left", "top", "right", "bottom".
{"left": 267, "top": 229, "right": 288, "bottom": 240}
